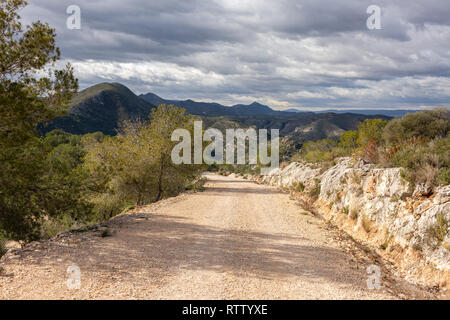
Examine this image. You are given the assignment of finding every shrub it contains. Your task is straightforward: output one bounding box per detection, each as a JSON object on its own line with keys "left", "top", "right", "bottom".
{"left": 359, "top": 138, "right": 380, "bottom": 163}
{"left": 296, "top": 182, "right": 305, "bottom": 192}
{"left": 301, "top": 139, "right": 338, "bottom": 163}
{"left": 338, "top": 130, "right": 358, "bottom": 150}
{"left": 383, "top": 108, "right": 449, "bottom": 145}
{"left": 434, "top": 213, "right": 448, "bottom": 244}
{"left": 308, "top": 179, "right": 321, "bottom": 198}
{"left": 0, "top": 240, "right": 7, "bottom": 258}
{"left": 101, "top": 228, "right": 112, "bottom": 238}
{"left": 356, "top": 119, "right": 388, "bottom": 147}
{"left": 438, "top": 167, "right": 450, "bottom": 186}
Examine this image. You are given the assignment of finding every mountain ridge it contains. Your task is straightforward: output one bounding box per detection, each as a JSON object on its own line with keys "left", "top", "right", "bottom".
{"left": 139, "top": 92, "right": 280, "bottom": 116}
{"left": 42, "top": 82, "right": 392, "bottom": 157}
{"left": 42, "top": 82, "right": 156, "bottom": 135}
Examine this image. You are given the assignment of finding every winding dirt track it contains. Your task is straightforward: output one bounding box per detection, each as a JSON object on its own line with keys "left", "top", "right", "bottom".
{"left": 0, "top": 174, "right": 425, "bottom": 299}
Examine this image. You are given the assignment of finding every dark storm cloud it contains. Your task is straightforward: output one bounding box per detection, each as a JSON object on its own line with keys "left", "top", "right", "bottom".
{"left": 20, "top": 0, "right": 450, "bottom": 110}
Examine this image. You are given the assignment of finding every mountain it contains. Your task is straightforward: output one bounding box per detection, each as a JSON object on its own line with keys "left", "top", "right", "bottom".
{"left": 223, "top": 112, "right": 391, "bottom": 158}
{"left": 286, "top": 108, "right": 421, "bottom": 117}
{"left": 140, "top": 92, "right": 418, "bottom": 118}
{"left": 43, "top": 82, "right": 391, "bottom": 158}
{"left": 42, "top": 83, "right": 155, "bottom": 135}
{"left": 284, "top": 108, "right": 310, "bottom": 113}
{"left": 139, "top": 92, "right": 278, "bottom": 116}
{"left": 230, "top": 102, "right": 274, "bottom": 115}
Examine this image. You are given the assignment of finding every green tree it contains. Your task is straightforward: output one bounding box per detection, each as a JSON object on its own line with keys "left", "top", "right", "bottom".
{"left": 338, "top": 130, "right": 358, "bottom": 150}
{"left": 300, "top": 138, "right": 338, "bottom": 162}
{"left": 0, "top": 0, "right": 79, "bottom": 242}
{"left": 83, "top": 105, "right": 202, "bottom": 219}
{"left": 356, "top": 119, "right": 388, "bottom": 147}
{"left": 382, "top": 108, "right": 449, "bottom": 145}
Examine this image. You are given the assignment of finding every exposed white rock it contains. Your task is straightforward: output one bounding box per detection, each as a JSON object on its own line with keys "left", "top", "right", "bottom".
{"left": 251, "top": 157, "right": 449, "bottom": 271}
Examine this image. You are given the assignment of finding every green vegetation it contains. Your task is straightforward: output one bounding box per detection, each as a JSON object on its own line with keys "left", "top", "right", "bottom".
{"left": 308, "top": 179, "right": 321, "bottom": 198}
{"left": 100, "top": 228, "right": 112, "bottom": 238}
{"left": 434, "top": 212, "right": 448, "bottom": 245}
{"left": 425, "top": 212, "right": 449, "bottom": 249}
{"left": 342, "top": 206, "right": 349, "bottom": 215}
{"left": 350, "top": 209, "right": 358, "bottom": 220}
{"left": 295, "top": 182, "right": 305, "bottom": 192}
{"left": 0, "top": 237, "right": 7, "bottom": 257}
{"left": 83, "top": 104, "right": 203, "bottom": 221}
{"left": 361, "top": 214, "right": 373, "bottom": 233}
{"left": 0, "top": 0, "right": 79, "bottom": 243}
{"left": 295, "top": 109, "right": 450, "bottom": 190}
{"left": 0, "top": 1, "right": 204, "bottom": 244}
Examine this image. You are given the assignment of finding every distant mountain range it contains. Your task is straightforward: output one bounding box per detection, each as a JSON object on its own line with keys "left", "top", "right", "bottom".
{"left": 285, "top": 108, "right": 421, "bottom": 117}
{"left": 139, "top": 92, "right": 281, "bottom": 116}
{"left": 41, "top": 82, "right": 394, "bottom": 157}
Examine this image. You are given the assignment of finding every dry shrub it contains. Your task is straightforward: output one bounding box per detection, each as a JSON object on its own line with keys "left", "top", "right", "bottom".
{"left": 415, "top": 154, "right": 440, "bottom": 188}
{"left": 434, "top": 212, "right": 448, "bottom": 244}
{"left": 360, "top": 139, "right": 380, "bottom": 163}
{"left": 297, "top": 198, "right": 317, "bottom": 215}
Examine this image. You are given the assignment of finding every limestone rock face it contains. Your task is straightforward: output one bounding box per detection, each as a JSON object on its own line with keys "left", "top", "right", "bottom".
{"left": 251, "top": 158, "right": 449, "bottom": 271}
{"left": 256, "top": 162, "right": 321, "bottom": 189}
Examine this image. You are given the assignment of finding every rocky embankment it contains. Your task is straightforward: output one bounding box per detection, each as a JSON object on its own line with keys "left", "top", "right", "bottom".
{"left": 246, "top": 158, "right": 449, "bottom": 292}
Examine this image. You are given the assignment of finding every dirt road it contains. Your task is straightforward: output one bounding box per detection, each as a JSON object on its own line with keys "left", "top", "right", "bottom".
{"left": 0, "top": 174, "right": 430, "bottom": 299}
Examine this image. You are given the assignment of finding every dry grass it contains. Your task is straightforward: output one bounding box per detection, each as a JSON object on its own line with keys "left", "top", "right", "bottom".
{"left": 380, "top": 231, "right": 393, "bottom": 251}
{"left": 350, "top": 173, "right": 362, "bottom": 185}
{"left": 361, "top": 214, "right": 373, "bottom": 233}
{"left": 350, "top": 209, "right": 359, "bottom": 220}
{"left": 296, "top": 198, "right": 317, "bottom": 216}
{"left": 416, "top": 154, "right": 440, "bottom": 188}
{"left": 434, "top": 212, "right": 448, "bottom": 244}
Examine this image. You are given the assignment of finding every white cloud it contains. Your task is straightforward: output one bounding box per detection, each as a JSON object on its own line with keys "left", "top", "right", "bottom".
{"left": 21, "top": 0, "right": 450, "bottom": 110}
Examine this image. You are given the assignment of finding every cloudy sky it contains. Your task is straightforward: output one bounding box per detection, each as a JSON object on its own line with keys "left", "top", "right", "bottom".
{"left": 21, "top": 0, "right": 450, "bottom": 110}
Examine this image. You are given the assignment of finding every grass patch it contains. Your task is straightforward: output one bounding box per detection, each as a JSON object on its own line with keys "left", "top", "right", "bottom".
{"left": 100, "top": 228, "right": 112, "bottom": 238}
{"left": 295, "top": 182, "right": 305, "bottom": 192}
{"left": 380, "top": 231, "right": 393, "bottom": 250}
{"left": 434, "top": 212, "right": 448, "bottom": 244}
{"left": 351, "top": 173, "right": 361, "bottom": 185}
{"left": 390, "top": 195, "right": 400, "bottom": 203}
{"left": 361, "top": 214, "right": 372, "bottom": 233}
{"left": 121, "top": 205, "right": 135, "bottom": 214}
{"left": 308, "top": 179, "right": 321, "bottom": 199}
{"left": 186, "top": 177, "right": 207, "bottom": 192}
{"left": 350, "top": 209, "right": 359, "bottom": 220}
